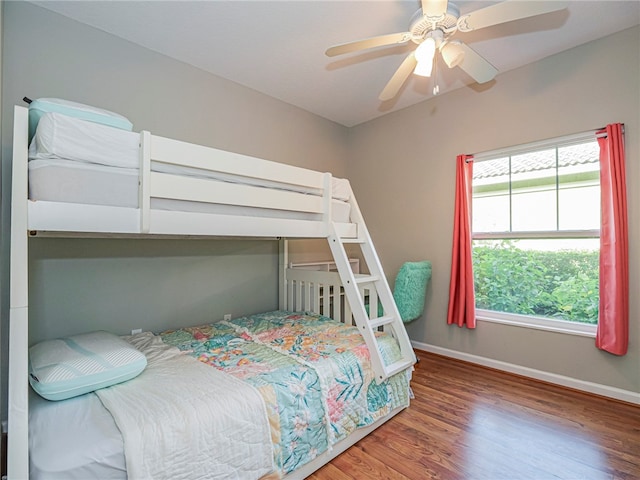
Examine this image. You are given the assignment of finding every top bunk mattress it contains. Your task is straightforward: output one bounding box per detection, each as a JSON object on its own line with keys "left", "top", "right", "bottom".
{"left": 28, "top": 158, "right": 352, "bottom": 223}
{"left": 29, "top": 112, "right": 352, "bottom": 202}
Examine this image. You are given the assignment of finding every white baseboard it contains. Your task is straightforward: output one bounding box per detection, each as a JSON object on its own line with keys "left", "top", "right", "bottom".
{"left": 412, "top": 341, "right": 640, "bottom": 405}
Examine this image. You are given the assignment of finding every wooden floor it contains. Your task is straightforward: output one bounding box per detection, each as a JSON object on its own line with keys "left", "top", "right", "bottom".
{"left": 308, "top": 351, "right": 640, "bottom": 480}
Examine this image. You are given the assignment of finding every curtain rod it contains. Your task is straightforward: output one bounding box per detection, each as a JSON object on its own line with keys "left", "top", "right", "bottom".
{"left": 468, "top": 124, "right": 624, "bottom": 163}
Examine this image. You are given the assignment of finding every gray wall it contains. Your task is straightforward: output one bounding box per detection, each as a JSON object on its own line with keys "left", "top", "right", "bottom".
{"left": 27, "top": 238, "right": 278, "bottom": 343}
{"left": 347, "top": 26, "right": 640, "bottom": 395}
{"left": 0, "top": 2, "right": 347, "bottom": 418}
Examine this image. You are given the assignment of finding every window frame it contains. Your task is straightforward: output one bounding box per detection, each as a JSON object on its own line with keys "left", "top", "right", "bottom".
{"left": 471, "top": 131, "right": 600, "bottom": 337}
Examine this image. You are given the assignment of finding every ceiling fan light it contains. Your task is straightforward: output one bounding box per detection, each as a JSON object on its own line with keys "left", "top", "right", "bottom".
{"left": 414, "top": 37, "right": 436, "bottom": 77}
{"left": 442, "top": 42, "right": 465, "bottom": 68}
{"left": 415, "top": 37, "right": 436, "bottom": 63}
{"left": 413, "top": 59, "right": 434, "bottom": 77}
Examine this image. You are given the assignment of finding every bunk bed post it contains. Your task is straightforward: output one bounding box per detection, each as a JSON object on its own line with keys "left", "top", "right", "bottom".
{"left": 8, "top": 106, "right": 30, "bottom": 479}
{"left": 321, "top": 173, "right": 332, "bottom": 229}
{"left": 278, "top": 238, "right": 288, "bottom": 310}
{"left": 139, "top": 131, "right": 151, "bottom": 233}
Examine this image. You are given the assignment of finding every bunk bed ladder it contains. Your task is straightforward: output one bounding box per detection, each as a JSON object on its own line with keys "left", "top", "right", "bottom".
{"left": 327, "top": 222, "right": 416, "bottom": 383}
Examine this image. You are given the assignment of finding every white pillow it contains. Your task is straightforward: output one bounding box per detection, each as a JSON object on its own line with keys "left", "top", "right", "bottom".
{"left": 29, "top": 98, "right": 133, "bottom": 140}
{"left": 29, "top": 112, "right": 141, "bottom": 170}
{"left": 29, "top": 331, "right": 147, "bottom": 401}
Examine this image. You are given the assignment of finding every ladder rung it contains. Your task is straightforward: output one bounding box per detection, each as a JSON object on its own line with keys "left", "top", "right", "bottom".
{"left": 340, "top": 237, "right": 366, "bottom": 244}
{"left": 369, "top": 315, "right": 395, "bottom": 329}
{"left": 354, "top": 274, "right": 380, "bottom": 284}
{"left": 384, "top": 359, "right": 414, "bottom": 378}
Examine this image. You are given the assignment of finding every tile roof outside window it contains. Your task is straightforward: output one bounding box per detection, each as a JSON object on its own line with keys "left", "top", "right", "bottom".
{"left": 473, "top": 142, "right": 599, "bottom": 180}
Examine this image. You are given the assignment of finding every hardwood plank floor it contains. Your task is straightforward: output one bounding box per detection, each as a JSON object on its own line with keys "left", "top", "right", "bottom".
{"left": 308, "top": 351, "right": 640, "bottom": 479}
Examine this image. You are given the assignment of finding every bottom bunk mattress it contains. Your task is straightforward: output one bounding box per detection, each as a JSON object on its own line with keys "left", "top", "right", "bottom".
{"left": 29, "top": 311, "right": 412, "bottom": 480}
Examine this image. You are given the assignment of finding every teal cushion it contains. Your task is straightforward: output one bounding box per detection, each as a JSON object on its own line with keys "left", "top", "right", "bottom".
{"left": 29, "top": 98, "right": 133, "bottom": 140}
{"left": 366, "top": 261, "right": 432, "bottom": 323}
{"left": 393, "top": 261, "right": 432, "bottom": 322}
{"left": 29, "top": 331, "right": 147, "bottom": 401}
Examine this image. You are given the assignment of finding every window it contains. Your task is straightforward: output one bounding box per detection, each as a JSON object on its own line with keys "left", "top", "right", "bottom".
{"left": 471, "top": 133, "right": 600, "bottom": 336}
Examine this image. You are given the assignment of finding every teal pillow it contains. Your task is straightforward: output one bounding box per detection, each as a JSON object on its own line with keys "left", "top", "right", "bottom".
{"left": 29, "top": 98, "right": 133, "bottom": 140}
{"left": 393, "top": 261, "right": 432, "bottom": 322}
{"left": 367, "top": 261, "right": 432, "bottom": 323}
{"left": 29, "top": 331, "right": 147, "bottom": 401}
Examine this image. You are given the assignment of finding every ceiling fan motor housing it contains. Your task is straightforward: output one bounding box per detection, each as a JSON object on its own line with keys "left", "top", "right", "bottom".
{"left": 409, "top": 2, "right": 460, "bottom": 44}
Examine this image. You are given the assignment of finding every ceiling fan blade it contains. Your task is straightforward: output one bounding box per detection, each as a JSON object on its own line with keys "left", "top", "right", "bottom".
{"left": 379, "top": 52, "right": 418, "bottom": 102}
{"left": 457, "top": 0, "right": 568, "bottom": 32}
{"left": 422, "top": 0, "right": 448, "bottom": 20}
{"left": 325, "top": 32, "right": 410, "bottom": 57}
{"left": 454, "top": 42, "right": 498, "bottom": 84}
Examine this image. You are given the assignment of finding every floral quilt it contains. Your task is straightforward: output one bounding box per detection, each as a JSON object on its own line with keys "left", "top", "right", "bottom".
{"left": 160, "top": 310, "right": 411, "bottom": 476}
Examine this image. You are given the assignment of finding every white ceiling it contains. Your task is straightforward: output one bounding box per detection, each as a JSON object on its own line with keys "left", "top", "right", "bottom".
{"left": 32, "top": 1, "right": 640, "bottom": 127}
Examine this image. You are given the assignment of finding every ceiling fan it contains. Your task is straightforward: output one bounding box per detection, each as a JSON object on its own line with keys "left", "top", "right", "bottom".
{"left": 325, "top": 0, "right": 568, "bottom": 101}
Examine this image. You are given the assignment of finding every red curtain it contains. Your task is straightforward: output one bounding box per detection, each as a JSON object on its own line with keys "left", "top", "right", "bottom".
{"left": 596, "top": 124, "right": 628, "bottom": 355}
{"left": 447, "top": 154, "right": 476, "bottom": 328}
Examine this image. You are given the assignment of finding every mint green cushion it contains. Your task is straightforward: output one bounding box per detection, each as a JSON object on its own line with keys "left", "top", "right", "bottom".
{"left": 29, "top": 331, "right": 147, "bottom": 401}
{"left": 393, "top": 261, "right": 432, "bottom": 322}
{"left": 367, "top": 261, "right": 432, "bottom": 323}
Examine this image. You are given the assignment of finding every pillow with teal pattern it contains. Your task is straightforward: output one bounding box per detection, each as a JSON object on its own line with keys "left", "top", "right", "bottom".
{"left": 28, "top": 331, "right": 147, "bottom": 401}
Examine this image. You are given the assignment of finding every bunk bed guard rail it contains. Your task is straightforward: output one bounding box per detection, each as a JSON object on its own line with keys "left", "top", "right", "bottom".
{"left": 138, "top": 131, "right": 357, "bottom": 238}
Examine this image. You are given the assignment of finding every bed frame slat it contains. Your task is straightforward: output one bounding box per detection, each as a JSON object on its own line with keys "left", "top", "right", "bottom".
{"left": 284, "top": 268, "right": 353, "bottom": 325}
{"left": 150, "top": 172, "right": 324, "bottom": 214}
{"left": 150, "top": 134, "right": 324, "bottom": 190}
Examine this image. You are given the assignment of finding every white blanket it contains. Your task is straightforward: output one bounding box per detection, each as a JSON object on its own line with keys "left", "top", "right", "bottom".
{"left": 96, "top": 332, "right": 274, "bottom": 480}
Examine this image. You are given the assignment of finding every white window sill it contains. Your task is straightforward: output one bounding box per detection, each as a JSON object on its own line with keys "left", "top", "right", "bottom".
{"left": 476, "top": 309, "right": 597, "bottom": 338}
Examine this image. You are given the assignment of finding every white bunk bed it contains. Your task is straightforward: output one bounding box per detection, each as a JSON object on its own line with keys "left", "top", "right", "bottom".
{"left": 8, "top": 104, "right": 417, "bottom": 479}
